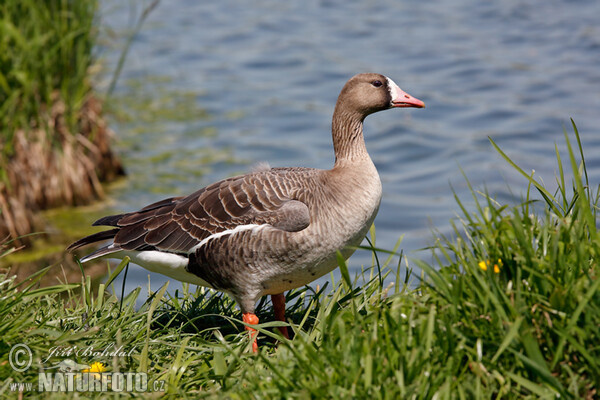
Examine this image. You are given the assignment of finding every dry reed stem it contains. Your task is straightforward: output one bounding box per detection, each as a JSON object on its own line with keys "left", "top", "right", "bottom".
{"left": 0, "top": 93, "right": 124, "bottom": 245}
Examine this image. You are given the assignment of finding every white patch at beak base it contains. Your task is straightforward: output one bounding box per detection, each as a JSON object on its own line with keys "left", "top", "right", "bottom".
{"left": 386, "top": 76, "right": 426, "bottom": 108}
{"left": 386, "top": 77, "right": 401, "bottom": 103}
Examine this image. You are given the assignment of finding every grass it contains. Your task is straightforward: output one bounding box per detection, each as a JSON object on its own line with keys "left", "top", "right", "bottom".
{"left": 0, "top": 0, "right": 97, "bottom": 153}
{"left": 0, "top": 0, "right": 125, "bottom": 244}
{"left": 0, "top": 121, "right": 598, "bottom": 398}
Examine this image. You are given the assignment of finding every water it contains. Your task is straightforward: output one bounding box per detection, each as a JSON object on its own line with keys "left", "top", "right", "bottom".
{"left": 96, "top": 0, "right": 600, "bottom": 294}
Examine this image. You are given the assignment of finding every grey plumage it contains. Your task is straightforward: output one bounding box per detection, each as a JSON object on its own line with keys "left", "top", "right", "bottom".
{"left": 68, "top": 73, "right": 425, "bottom": 315}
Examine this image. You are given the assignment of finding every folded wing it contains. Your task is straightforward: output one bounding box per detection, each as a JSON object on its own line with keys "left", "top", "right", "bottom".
{"left": 68, "top": 170, "right": 311, "bottom": 261}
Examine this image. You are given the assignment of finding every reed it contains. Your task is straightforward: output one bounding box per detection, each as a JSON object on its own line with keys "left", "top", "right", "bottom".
{"left": 0, "top": 0, "right": 123, "bottom": 244}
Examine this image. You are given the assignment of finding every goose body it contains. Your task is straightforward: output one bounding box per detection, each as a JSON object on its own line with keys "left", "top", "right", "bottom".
{"left": 68, "top": 73, "right": 424, "bottom": 350}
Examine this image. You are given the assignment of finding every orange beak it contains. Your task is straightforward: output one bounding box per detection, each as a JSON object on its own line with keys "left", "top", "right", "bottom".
{"left": 390, "top": 82, "right": 425, "bottom": 109}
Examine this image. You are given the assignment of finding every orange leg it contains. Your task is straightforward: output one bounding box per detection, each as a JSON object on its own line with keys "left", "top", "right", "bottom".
{"left": 242, "top": 312, "right": 259, "bottom": 353}
{"left": 271, "top": 293, "right": 289, "bottom": 339}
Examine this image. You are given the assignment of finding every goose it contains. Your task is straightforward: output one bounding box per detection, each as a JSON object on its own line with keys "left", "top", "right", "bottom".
{"left": 68, "top": 73, "right": 425, "bottom": 352}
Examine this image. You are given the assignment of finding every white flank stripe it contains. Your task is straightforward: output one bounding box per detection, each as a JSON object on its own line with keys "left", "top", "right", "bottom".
{"left": 133, "top": 250, "right": 189, "bottom": 269}
{"left": 188, "top": 224, "right": 267, "bottom": 254}
{"left": 122, "top": 250, "right": 211, "bottom": 286}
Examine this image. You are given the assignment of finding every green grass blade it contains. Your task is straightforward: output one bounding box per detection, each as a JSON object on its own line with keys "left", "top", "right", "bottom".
{"left": 489, "top": 137, "right": 561, "bottom": 215}
{"left": 140, "top": 281, "right": 169, "bottom": 373}
{"left": 336, "top": 251, "right": 352, "bottom": 289}
{"left": 105, "top": 256, "right": 130, "bottom": 287}
{"left": 490, "top": 316, "right": 523, "bottom": 363}
{"left": 22, "top": 283, "right": 80, "bottom": 299}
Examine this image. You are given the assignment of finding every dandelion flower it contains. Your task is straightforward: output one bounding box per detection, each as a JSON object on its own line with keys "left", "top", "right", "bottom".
{"left": 493, "top": 259, "right": 503, "bottom": 273}
{"left": 83, "top": 361, "right": 106, "bottom": 380}
{"left": 83, "top": 362, "right": 106, "bottom": 373}
{"left": 478, "top": 261, "right": 488, "bottom": 271}
{"left": 479, "top": 259, "right": 502, "bottom": 273}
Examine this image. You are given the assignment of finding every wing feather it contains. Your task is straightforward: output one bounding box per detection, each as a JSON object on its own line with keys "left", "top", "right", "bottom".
{"left": 70, "top": 168, "right": 315, "bottom": 257}
{"left": 145, "top": 221, "right": 181, "bottom": 245}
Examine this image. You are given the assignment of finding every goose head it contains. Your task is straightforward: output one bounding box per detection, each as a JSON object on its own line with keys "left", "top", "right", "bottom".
{"left": 336, "top": 73, "right": 425, "bottom": 118}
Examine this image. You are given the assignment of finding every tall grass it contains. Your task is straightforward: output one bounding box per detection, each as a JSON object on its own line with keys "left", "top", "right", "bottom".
{"left": 414, "top": 121, "right": 599, "bottom": 398}
{"left": 0, "top": 0, "right": 97, "bottom": 153}
{"left": 0, "top": 122, "right": 597, "bottom": 398}
{"left": 0, "top": 0, "right": 124, "bottom": 244}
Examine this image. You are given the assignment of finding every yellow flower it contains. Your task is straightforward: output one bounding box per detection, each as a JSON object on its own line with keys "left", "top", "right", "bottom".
{"left": 479, "top": 259, "right": 502, "bottom": 274}
{"left": 82, "top": 361, "right": 106, "bottom": 378}
{"left": 83, "top": 361, "right": 106, "bottom": 373}
{"left": 493, "top": 259, "right": 503, "bottom": 273}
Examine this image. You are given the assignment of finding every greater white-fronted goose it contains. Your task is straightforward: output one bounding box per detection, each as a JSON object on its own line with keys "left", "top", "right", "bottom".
{"left": 68, "top": 73, "right": 425, "bottom": 352}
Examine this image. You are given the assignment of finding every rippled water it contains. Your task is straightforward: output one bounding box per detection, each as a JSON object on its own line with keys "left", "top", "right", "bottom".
{"left": 98, "top": 0, "right": 600, "bottom": 292}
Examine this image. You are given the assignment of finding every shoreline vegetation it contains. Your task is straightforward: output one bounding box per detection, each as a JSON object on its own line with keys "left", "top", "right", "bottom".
{"left": 0, "top": 2, "right": 597, "bottom": 397}
{"left": 0, "top": 0, "right": 124, "bottom": 246}
{"left": 0, "top": 124, "right": 597, "bottom": 398}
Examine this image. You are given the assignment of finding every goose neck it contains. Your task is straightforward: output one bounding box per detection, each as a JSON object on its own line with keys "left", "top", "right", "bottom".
{"left": 332, "top": 110, "right": 369, "bottom": 166}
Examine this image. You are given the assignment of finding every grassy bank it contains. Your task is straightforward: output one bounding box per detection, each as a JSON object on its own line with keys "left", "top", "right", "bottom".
{"left": 1, "top": 124, "right": 598, "bottom": 398}
{"left": 0, "top": 0, "right": 123, "bottom": 244}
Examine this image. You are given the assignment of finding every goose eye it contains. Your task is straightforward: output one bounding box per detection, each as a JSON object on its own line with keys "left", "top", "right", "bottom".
{"left": 372, "top": 80, "right": 383, "bottom": 88}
